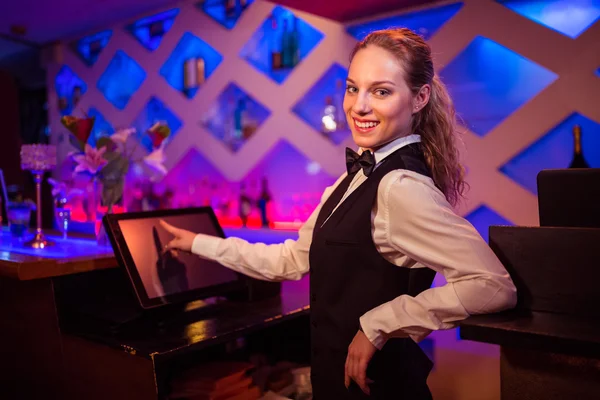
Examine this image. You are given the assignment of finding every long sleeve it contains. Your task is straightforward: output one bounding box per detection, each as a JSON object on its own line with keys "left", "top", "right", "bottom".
{"left": 191, "top": 175, "right": 346, "bottom": 281}
{"left": 360, "top": 171, "right": 517, "bottom": 349}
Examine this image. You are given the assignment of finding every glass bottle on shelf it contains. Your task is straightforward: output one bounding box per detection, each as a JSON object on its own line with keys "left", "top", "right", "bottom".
{"left": 334, "top": 79, "right": 346, "bottom": 130}
{"left": 225, "top": 0, "right": 236, "bottom": 18}
{"left": 321, "top": 96, "right": 337, "bottom": 134}
{"left": 239, "top": 183, "right": 252, "bottom": 227}
{"left": 270, "top": 15, "right": 282, "bottom": 70}
{"left": 569, "top": 124, "right": 590, "bottom": 168}
{"left": 290, "top": 16, "right": 300, "bottom": 67}
{"left": 149, "top": 20, "right": 165, "bottom": 38}
{"left": 196, "top": 57, "right": 205, "bottom": 85}
{"left": 257, "top": 177, "right": 272, "bottom": 228}
{"left": 281, "top": 19, "right": 292, "bottom": 68}
{"left": 89, "top": 39, "right": 102, "bottom": 60}
{"left": 183, "top": 57, "right": 198, "bottom": 94}
{"left": 233, "top": 99, "right": 246, "bottom": 141}
{"left": 72, "top": 85, "right": 82, "bottom": 107}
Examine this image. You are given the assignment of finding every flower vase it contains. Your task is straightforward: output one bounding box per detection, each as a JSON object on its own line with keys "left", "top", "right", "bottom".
{"left": 92, "top": 178, "right": 124, "bottom": 246}
{"left": 89, "top": 178, "right": 106, "bottom": 245}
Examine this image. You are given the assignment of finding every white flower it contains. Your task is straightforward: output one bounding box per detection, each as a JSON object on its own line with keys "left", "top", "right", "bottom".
{"left": 143, "top": 144, "right": 167, "bottom": 175}
{"left": 110, "top": 127, "right": 136, "bottom": 144}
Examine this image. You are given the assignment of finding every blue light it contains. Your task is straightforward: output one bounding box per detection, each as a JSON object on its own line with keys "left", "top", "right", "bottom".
{"left": 200, "top": 83, "right": 270, "bottom": 152}
{"left": 496, "top": 0, "right": 600, "bottom": 39}
{"left": 55, "top": 65, "right": 87, "bottom": 116}
{"left": 240, "top": 5, "right": 324, "bottom": 84}
{"left": 346, "top": 2, "right": 463, "bottom": 41}
{"left": 87, "top": 108, "right": 114, "bottom": 147}
{"left": 160, "top": 32, "right": 223, "bottom": 98}
{"left": 1, "top": 228, "right": 113, "bottom": 259}
{"left": 441, "top": 36, "right": 558, "bottom": 136}
{"left": 197, "top": 0, "right": 255, "bottom": 30}
{"left": 465, "top": 205, "right": 513, "bottom": 243}
{"left": 71, "top": 30, "right": 112, "bottom": 66}
{"left": 131, "top": 97, "right": 183, "bottom": 152}
{"left": 500, "top": 113, "right": 600, "bottom": 194}
{"left": 292, "top": 63, "right": 350, "bottom": 145}
{"left": 97, "top": 50, "right": 146, "bottom": 110}
{"left": 127, "top": 8, "right": 179, "bottom": 51}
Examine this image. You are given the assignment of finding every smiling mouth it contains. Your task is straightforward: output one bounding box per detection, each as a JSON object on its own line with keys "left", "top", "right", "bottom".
{"left": 353, "top": 118, "right": 380, "bottom": 133}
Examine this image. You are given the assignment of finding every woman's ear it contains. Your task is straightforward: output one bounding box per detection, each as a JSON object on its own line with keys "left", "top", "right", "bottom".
{"left": 413, "top": 84, "right": 431, "bottom": 112}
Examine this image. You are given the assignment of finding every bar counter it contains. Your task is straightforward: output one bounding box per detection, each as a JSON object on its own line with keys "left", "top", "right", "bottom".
{"left": 0, "top": 226, "right": 309, "bottom": 400}
{"left": 0, "top": 228, "right": 116, "bottom": 280}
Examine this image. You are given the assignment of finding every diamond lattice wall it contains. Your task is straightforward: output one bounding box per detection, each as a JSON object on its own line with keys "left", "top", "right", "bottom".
{"left": 47, "top": 0, "right": 600, "bottom": 229}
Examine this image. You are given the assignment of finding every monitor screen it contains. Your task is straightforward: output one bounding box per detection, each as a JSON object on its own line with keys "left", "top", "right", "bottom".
{"left": 105, "top": 208, "right": 241, "bottom": 308}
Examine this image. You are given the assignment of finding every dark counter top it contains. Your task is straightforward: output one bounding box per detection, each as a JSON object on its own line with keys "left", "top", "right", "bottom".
{"left": 63, "top": 278, "right": 310, "bottom": 362}
{"left": 460, "top": 310, "right": 600, "bottom": 358}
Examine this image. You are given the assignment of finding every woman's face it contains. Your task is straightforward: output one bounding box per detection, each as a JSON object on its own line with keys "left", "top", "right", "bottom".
{"left": 344, "top": 45, "right": 428, "bottom": 152}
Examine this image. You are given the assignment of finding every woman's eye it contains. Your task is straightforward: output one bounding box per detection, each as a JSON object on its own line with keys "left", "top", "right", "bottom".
{"left": 346, "top": 86, "right": 357, "bottom": 93}
{"left": 374, "top": 89, "right": 390, "bottom": 96}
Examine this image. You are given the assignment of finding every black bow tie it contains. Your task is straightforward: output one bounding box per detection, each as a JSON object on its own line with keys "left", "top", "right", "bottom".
{"left": 346, "top": 147, "right": 375, "bottom": 177}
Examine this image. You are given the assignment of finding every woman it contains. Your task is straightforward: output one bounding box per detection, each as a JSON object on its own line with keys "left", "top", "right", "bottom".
{"left": 161, "top": 28, "right": 517, "bottom": 399}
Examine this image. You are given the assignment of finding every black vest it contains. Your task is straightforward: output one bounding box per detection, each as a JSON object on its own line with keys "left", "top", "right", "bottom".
{"left": 309, "top": 144, "right": 436, "bottom": 399}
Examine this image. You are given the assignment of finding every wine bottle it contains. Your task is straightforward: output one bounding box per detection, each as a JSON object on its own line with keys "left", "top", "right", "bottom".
{"left": 239, "top": 183, "right": 252, "bottom": 227}
{"left": 183, "top": 57, "right": 198, "bottom": 94}
{"left": 225, "top": 0, "right": 236, "bottom": 18}
{"left": 270, "top": 16, "right": 282, "bottom": 70}
{"left": 321, "top": 96, "right": 337, "bottom": 133}
{"left": 569, "top": 124, "right": 590, "bottom": 168}
{"left": 149, "top": 20, "right": 164, "bottom": 38}
{"left": 281, "top": 19, "right": 292, "bottom": 68}
{"left": 257, "top": 177, "right": 272, "bottom": 228}
{"left": 334, "top": 79, "right": 346, "bottom": 130}
{"left": 196, "top": 57, "right": 205, "bottom": 85}
{"left": 290, "top": 16, "right": 300, "bottom": 67}
{"left": 233, "top": 99, "right": 246, "bottom": 140}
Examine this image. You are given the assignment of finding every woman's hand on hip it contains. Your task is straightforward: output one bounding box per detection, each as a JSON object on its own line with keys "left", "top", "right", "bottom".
{"left": 159, "top": 220, "right": 196, "bottom": 253}
{"left": 345, "top": 329, "right": 377, "bottom": 395}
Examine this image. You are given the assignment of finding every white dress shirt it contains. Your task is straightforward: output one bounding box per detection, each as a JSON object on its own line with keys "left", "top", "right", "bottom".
{"left": 191, "top": 135, "right": 517, "bottom": 349}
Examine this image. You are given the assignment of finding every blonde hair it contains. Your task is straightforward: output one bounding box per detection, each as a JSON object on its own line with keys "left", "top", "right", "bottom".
{"left": 350, "top": 28, "right": 466, "bottom": 206}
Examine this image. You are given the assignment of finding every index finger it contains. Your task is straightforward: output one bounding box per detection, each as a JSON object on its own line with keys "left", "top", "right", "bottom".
{"left": 159, "top": 220, "right": 177, "bottom": 234}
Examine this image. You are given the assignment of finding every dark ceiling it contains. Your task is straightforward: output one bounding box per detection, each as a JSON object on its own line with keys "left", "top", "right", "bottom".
{"left": 272, "top": 0, "right": 441, "bottom": 22}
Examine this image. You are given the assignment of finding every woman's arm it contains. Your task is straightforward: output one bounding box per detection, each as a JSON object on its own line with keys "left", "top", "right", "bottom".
{"left": 163, "top": 175, "right": 346, "bottom": 282}
{"left": 360, "top": 171, "right": 517, "bottom": 349}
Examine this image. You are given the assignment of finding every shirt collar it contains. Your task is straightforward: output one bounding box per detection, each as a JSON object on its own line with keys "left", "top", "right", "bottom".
{"left": 359, "top": 134, "right": 421, "bottom": 165}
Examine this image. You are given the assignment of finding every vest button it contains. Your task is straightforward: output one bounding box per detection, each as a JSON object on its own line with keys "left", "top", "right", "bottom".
{"left": 311, "top": 293, "right": 316, "bottom": 301}
{"left": 312, "top": 320, "right": 318, "bottom": 328}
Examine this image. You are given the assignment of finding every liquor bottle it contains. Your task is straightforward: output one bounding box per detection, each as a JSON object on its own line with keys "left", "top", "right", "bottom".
{"left": 334, "top": 79, "right": 346, "bottom": 130}
{"left": 569, "top": 124, "right": 590, "bottom": 168}
{"left": 89, "top": 39, "right": 102, "bottom": 61}
{"left": 149, "top": 20, "right": 165, "bottom": 38}
{"left": 183, "top": 57, "right": 198, "bottom": 94}
{"left": 239, "top": 183, "right": 252, "bottom": 227}
{"left": 281, "top": 19, "right": 292, "bottom": 68}
{"left": 225, "top": 0, "right": 236, "bottom": 18}
{"left": 290, "top": 16, "right": 300, "bottom": 67}
{"left": 257, "top": 177, "right": 272, "bottom": 228}
{"left": 196, "top": 57, "right": 205, "bottom": 85}
{"left": 72, "top": 86, "right": 82, "bottom": 106}
{"left": 270, "top": 15, "right": 282, "bottom": 70}
{"left": 233, "top": 99, "right": 246, "bottom": 141}
{"left": 321, "top": 96, "right": 337, "bottom": 133}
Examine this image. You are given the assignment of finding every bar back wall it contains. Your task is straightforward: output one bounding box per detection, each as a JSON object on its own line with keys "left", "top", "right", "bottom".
{"left": 46, "top": 0, "right": 600, "bottom": 237}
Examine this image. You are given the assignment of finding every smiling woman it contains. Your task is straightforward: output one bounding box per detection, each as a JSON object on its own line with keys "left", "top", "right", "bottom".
{"left": 162, "top": 27, "right": 518, "bottom": 400}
